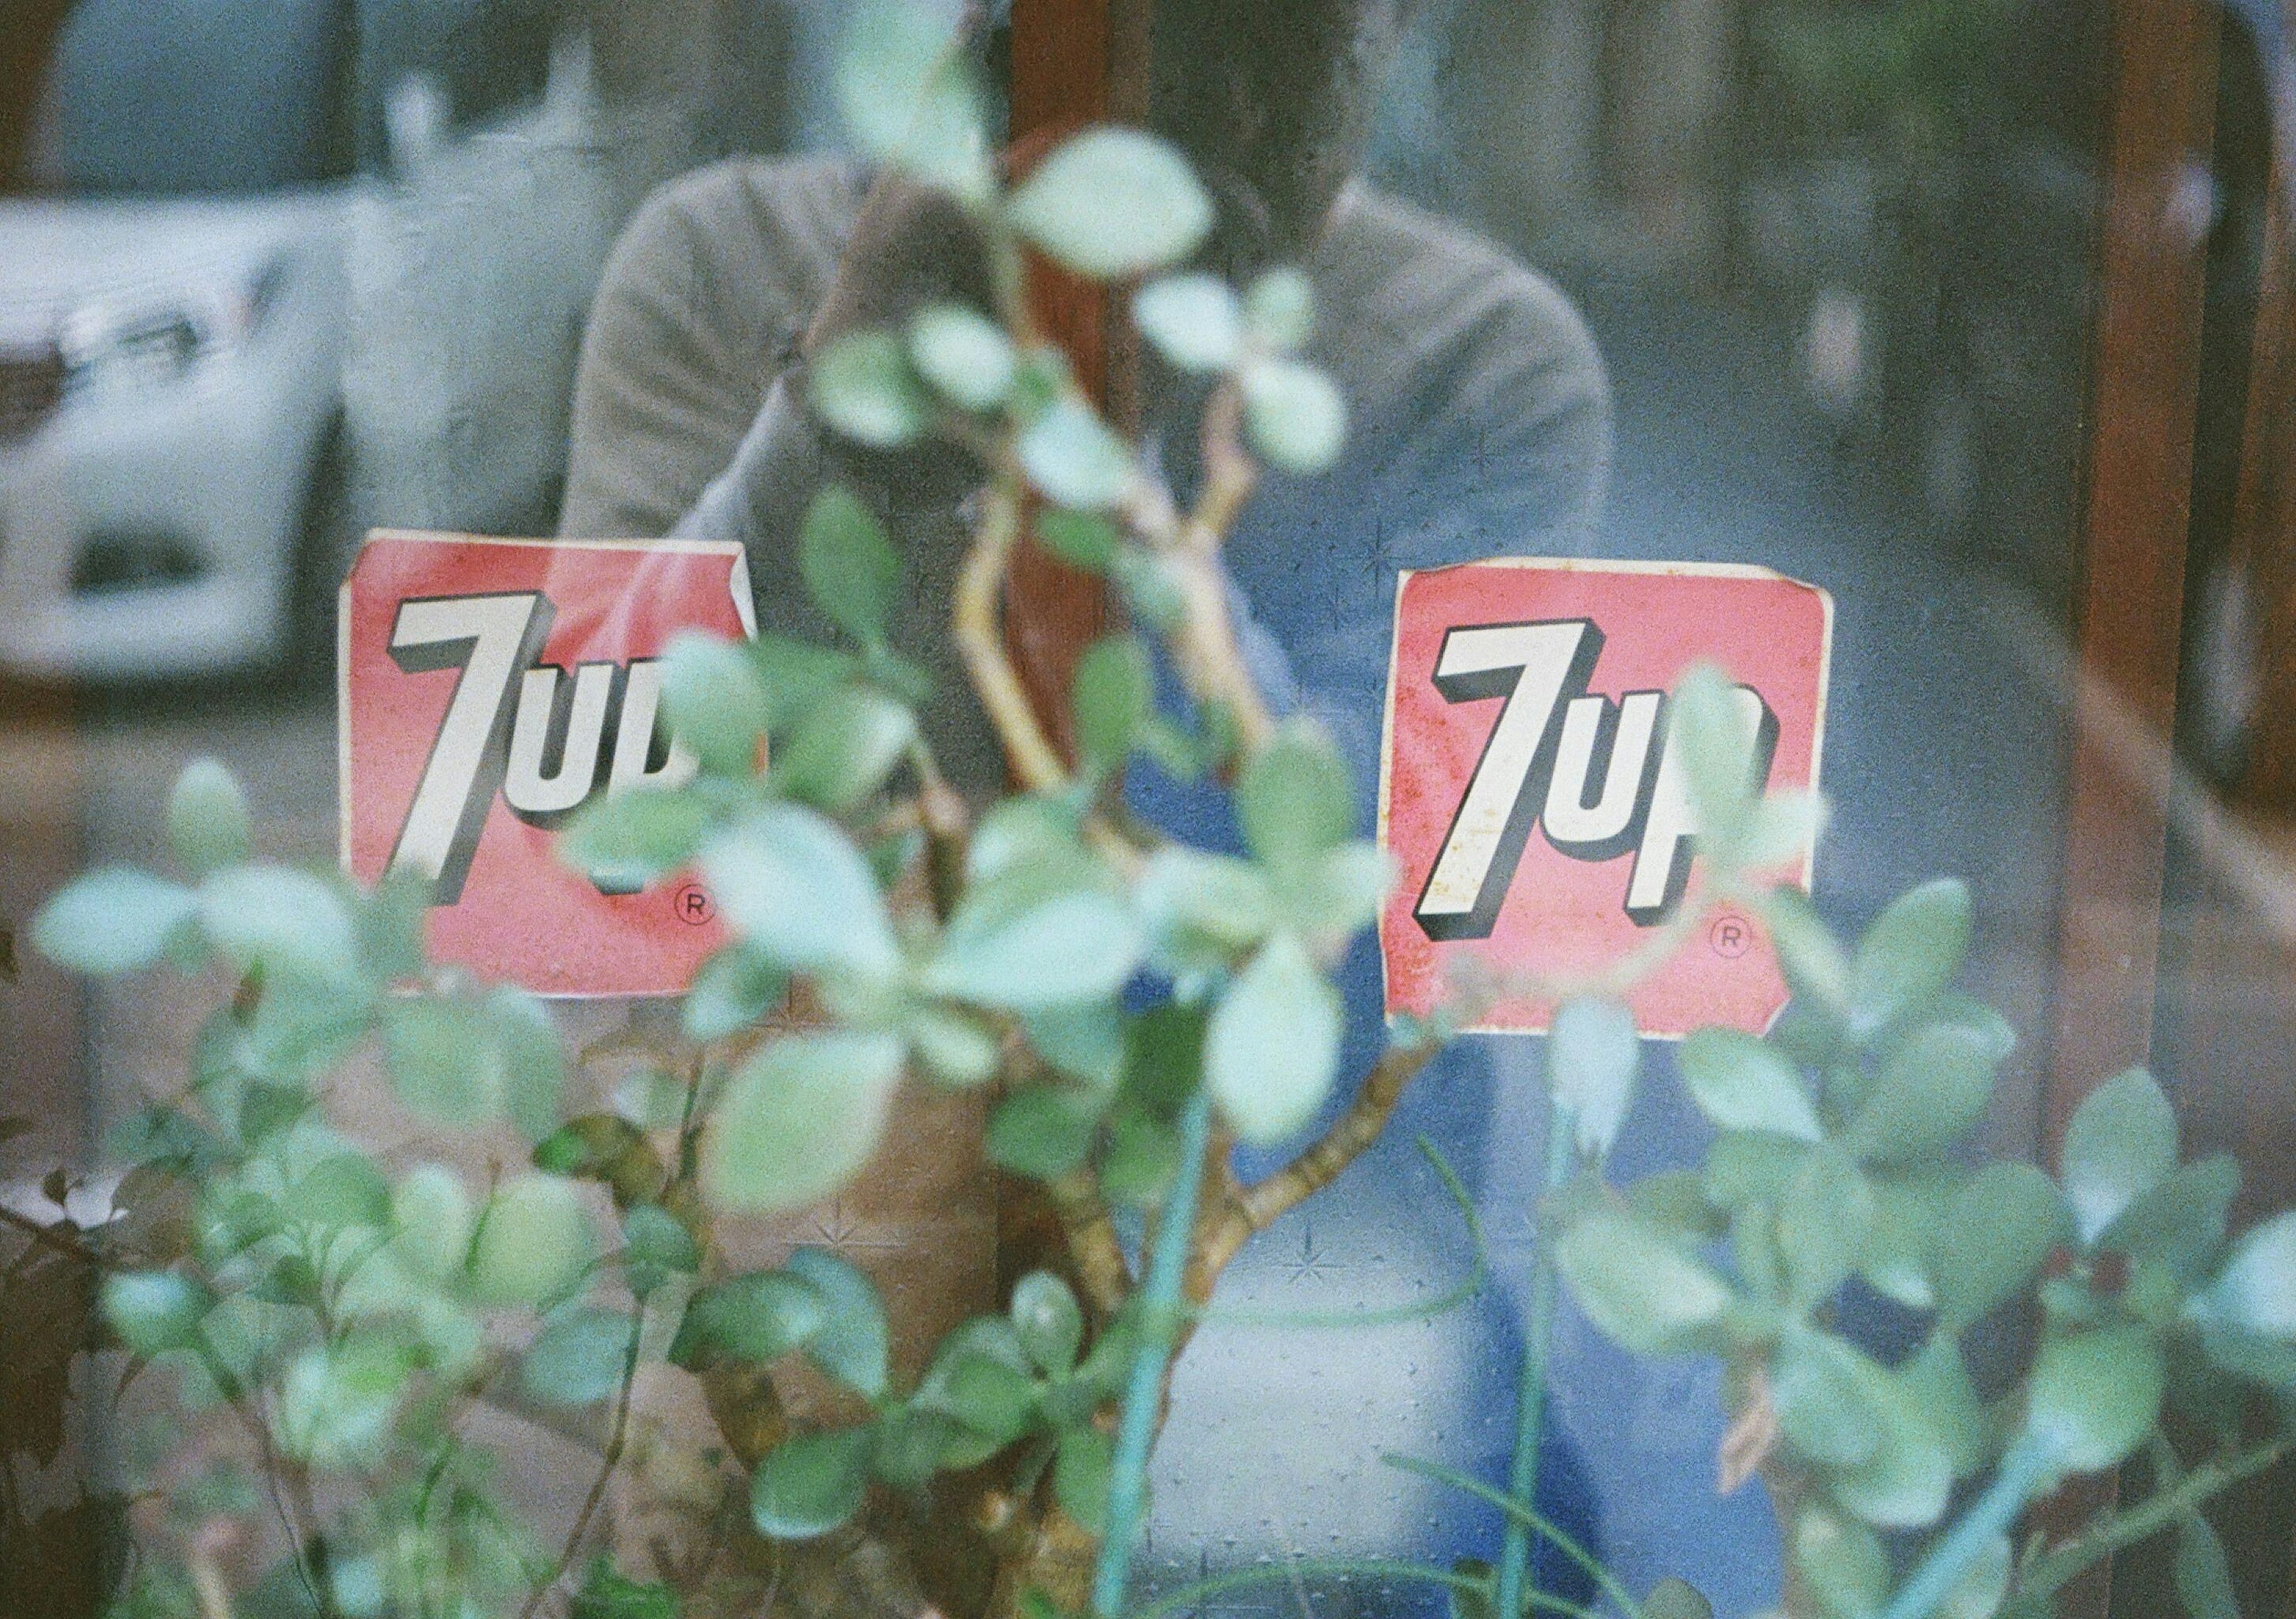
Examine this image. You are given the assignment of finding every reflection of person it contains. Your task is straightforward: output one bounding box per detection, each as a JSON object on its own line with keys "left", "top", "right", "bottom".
{"left": 561, "top": 0, "right": 1611, "bottom": 1609}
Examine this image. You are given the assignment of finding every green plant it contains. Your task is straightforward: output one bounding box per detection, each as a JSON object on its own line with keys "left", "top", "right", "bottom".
{"left": 26, "top": 7, "right": 2296, "bottom": 1619}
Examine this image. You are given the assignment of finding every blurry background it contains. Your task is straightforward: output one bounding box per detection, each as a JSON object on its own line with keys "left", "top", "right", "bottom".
{"left": 2, "top": 0, "right": 2293, "bottom": 1613}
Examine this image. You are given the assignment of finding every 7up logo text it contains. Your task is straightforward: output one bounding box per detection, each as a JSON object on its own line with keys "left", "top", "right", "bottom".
{"left": 341, "top": 532, "right": 755, "bottom": 997}
{"left": 1378, "top": 559, "right": 1831, "bottom": 1038}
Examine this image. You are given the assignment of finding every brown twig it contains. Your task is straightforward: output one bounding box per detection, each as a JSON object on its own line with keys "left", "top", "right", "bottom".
{"left": 517, "top": 1309, "right": 647, "bottom": 1619}
{"left": 954, "top": 475, "right": 1071, "bottom": 794}
{"left": 1043, "top": 1166, "right": 1133, "bottom": 1316}
{"left": 1191, "top": 1041, "right": 1442, "bottom": 1286}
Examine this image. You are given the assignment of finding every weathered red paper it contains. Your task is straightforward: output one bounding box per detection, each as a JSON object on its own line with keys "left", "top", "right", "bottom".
{"left": 340, "top": 530, "right": 752, "bottom": 996}
{"left": 1378, "top": 558, "right": 1833, "bottom": 1037}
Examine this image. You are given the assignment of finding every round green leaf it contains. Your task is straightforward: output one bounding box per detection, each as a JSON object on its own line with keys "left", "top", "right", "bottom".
{"left": 103, "top": 1270, "right": 212, "bottom": 1357}
{"left": 1035, "top": 510, "right": 1123, "bottom": 572}
{"left": 701, "top": 1033, "right": 906, "bottom": 1214}
{"left": 1847, "top": 878, "right": 1973, "bottom": 1036}
{"left": 1241, "top": 358, "right": 1347, "bottom": 474}
{"left": 1006, "top": 126, "right": 1213, "bottom": 279}
{"left": 200, "top": 865, "right": 361, "bottom": 987}
{"left": 1010, "top": 1270, "right": 1083, "bottom": 1376}
{"left": 1641, "top": 1581, "right": 1712, "bottom": 1619}
{"left": 1016, "top": 398, "right": 1132, "bottom": 511}
{"left": 622, "top": 1203, "right": 701, "bottom": 1290}
{"left": 773, "top": 685, "right": 917, "bottom": 814}
{"left": 925, "top": 889, "right": 1144, "bottom": 1013}
{"left": 2062, "top": 1067, "right": 2177, "bottom": 1246}
{"left": 751, "top": 1428, "right": 871, "bottom": 1539}
{"left": 2100, "top": 1153, "right": 2237, "bottom": 1281}
{"left": 1934, "top": 1161, "right": 2071, "bottom": 1331}
{"left": 1793, "top": 1505, "right": 1886, "bottom": 1619}
{"left": 785, "top": 1247, "right": 890, "bottom": 1398}
{"left": 1828, "top": 1365, "right": 1957, "bottom": 1529}
{"left": 988, "top": 1086, "right": 1104, "bottom": 1181}
{"left": 1053, "top": 1428, "right": 1115, "bottom": 1535}
{"left": 670, "top": 1270, "right": 828, "bottom": 1368}
{"left": 1236, "top": 718, "right": 1355, "bottom": 870}
{"left": 522, "top": 1309, "right": 633, "bottom": 1406}
{"left": 384, "top": 996, "right": 499, "bottom": 1128}
{"left": 561, "top": 788, "right": 715, "bottom": 889}
{"left": 1778, "top": 1145, "right": 1874, "bottom": 1309}
{"left": 467, "top": 1173, "right": 596, "bottom": 1310}
{"left": 2025, "top": 1325, "right": 2165, "bottom": 1475}
{"left": 685, "top": 946, "right": 789, "bottom": 1042}
{"left": 1845, "top": 1013, "right": 2011, "bottom": 1164}
{"left": 1072, "top": 635, "right": 1153, "bottom": 772}
{"left": 1668, "top": 663, "right": 1760, "bottom": 844}
{"left": 1553, "top": 1211, "right": 1735, "bottom": 1356}
{"left": 811, "top": 329, "right": 929, "bottom": 449}
{"left": 1243, "top": 267, "right": 1315, "bottom": 352}
{"left": 1137, "top": 847, "right": 1278, "bottom": 964}
{"left": 906, "top": 1005, "right": 1002, "bottom": 1087}
{"left": 832, "top": 1, "right": 991, "bottom": 203}
{"left": 32, "top": 867, "right": 199, "bottom": 976}
{"left": 697, "top": 804, "right": 900, "bottom": 978}
{"left": 286, "top": 1154, "right": 393, "bottom": 1233}
{"left": 799, "top": 486, "right": 902, "bottom": 648}
{"left": 392, "top": 1164, "right": 475, "bottom": 1282}
{"left": 1772, "top": 1327, "right": 1888, "bottom": 1469}
{"left": 1134, "top": 273, "right": 1242, "bottom": 373}
{"left": 2202, "top": 1209, "right": 2296, "bottom": 1337}
{"left": 660, "top": 632, "right": 770, "bottom": 776}
{"left": 167, "top": 757, "right": 251, "bottom": 877}
{"left": 1204, "top": 931, "right": 1342, "bottom": 1145}
{"left": 908, "top": 303, "right": 1014, "bottom": 410}
{"left": 1548, "top": 998, "right": 1641, "bottom": 1157}
{"left": 1680, "top": 1028, "right": 1822, "bottom": 1142}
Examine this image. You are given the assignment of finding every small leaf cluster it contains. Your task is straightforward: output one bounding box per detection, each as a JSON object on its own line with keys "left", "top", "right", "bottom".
{"left": 1549, "top": 865, "right": 2296, "bottom": 1619}
{"left": 672, "top": 1257, "right": 1125, "bottom": 1542}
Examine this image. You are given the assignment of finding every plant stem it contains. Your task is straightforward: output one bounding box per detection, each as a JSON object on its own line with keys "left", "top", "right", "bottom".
{"left": 1879, "top": 1437, "right": 2054, "bottom": 1619}
{"left": 2001, "top": 1436, "right": 2288, "bottom": 1612}
{"left": 1381, "top": 1453, "right": 1635, "bottom": 1618}
{"left": 1496, "top": 1106, "right": 1578, "bottom": 1619}
{"left": 1091, "top": 1089, "right": 1214, "bottom": 1618}
{"left": 1131, "top": 1558, "right": 1595, "bottom": 1619}
{"left": 517, "top": 1305, "right": 648, "bottom": 1619}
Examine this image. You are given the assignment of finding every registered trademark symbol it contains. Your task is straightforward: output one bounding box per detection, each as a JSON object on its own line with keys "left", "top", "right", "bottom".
{"left": 673, "top": 883, "right": 716, "bottom": 925}
{"left": 1709, "top": 913, "right": 1752, "bottom": 959}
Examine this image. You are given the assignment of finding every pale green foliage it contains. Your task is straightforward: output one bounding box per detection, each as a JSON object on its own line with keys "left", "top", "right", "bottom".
{"left": 38, "top": 13, "right": 2296, "bottom": 1619}
{"left": 1548, "top": 998, "right": 1640, "bottom": 1156}
{"left": 166, "top": 756, "right": 252, "bottom": 877}
{"left": 909, "top": 303, "right": 1016, "bottom": 411}
{"left": 1006, "top": 127, "right": 1214, "bottom": 279}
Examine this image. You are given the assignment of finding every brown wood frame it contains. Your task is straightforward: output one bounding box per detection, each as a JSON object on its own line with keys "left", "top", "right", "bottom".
{"left": 2035, "top": 0, "right": 2221, "bottom": 1611}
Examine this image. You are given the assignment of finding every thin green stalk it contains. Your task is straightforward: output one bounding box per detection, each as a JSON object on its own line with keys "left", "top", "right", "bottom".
{"left": 1130, "top": 1559, "right": 1597, "bottom": 1619}
{"left": 1495, "top": 1103, "right": 1577, "bottom": 1619}
{"left": 1092, "top": 1089, "right": 1215, "bottom": 1618}
{"left": 2001, "top": 1436, "right": 2288, "bottom": 1612}
{"left": 1384, "top": 1453, "right": 1638, "bottom": 1619}
{"left": 1878, "top": 1437, "right": 2053, "bottom": 1619}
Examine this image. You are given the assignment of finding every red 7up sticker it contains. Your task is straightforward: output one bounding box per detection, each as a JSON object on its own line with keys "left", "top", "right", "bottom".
{"left": 1377, "top": 558, "right": 1833, "bottom": 1037}
{"left": 341, "top": 531, "right": 754, "bottom": 996}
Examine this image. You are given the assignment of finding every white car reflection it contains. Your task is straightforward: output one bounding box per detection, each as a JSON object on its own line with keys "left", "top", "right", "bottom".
{"left": 0, "top": 196, "right": 347, "bottom": 676}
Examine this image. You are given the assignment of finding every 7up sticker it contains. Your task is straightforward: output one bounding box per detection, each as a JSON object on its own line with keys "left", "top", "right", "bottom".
{"left": 340, "top": 531, "right": 755, "bottom": 996}
{"left": 1377, "top": 558, "right": 1833, "bottom": 1037}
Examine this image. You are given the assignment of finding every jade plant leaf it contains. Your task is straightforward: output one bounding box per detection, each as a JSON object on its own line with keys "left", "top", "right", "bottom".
{"left": 2061, "top": 1067, "right": 2178, "bottom": 1246}
{"left": 751, "top": 1428, "right": 872, "bottom": 1539}
{"left": 701, "top": 1033, "right": 906, "bottom": 1214}
{"left": 1007, "top": 127, "right": 1213, "bottom": 279}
